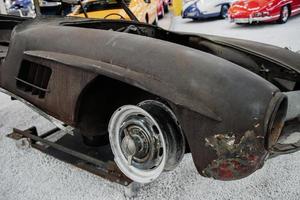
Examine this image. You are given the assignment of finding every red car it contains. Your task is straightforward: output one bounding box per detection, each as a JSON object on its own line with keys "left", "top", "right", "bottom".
{"left": 156, "top": 0, "right": 169, "bottom": 18}
{"left": 228, "top": 0, "right": 300, "bottom": 24}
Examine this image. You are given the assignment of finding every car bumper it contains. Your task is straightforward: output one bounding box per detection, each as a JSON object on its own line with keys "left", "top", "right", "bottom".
{"left": 182, "top": 10, "right": 220, "bottom": 19}
{"left": 229, "top": 15, "right": 280, "bottom": 23}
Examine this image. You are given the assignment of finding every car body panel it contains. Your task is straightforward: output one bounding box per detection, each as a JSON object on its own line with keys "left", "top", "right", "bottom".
{"left": 182, "top": 0, "right": 234, "bottom": 19}
{"left": 0, "top": 15, "right": 299, "bottom": 181}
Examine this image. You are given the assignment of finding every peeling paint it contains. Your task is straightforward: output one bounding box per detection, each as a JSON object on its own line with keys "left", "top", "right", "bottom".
{"left": 203, "top": 130, "right": 268, "bottom": 180}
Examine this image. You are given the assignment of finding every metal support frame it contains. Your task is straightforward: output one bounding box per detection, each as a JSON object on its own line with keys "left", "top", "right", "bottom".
{"left": 7, "top": 126, "right": 133, "bottom": 186}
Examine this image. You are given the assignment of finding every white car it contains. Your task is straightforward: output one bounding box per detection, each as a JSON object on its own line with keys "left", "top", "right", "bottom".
{"left": 182, "top": 0, "right": 234, "bottom": 20}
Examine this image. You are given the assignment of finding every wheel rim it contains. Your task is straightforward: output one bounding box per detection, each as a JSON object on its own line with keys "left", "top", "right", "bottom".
{"left": 282, "top": 6, "right": 289, "bottom": 22}
{"left": 222, "top": 5, "right": 229, "bottom": 18}
{"left": 138, "top": 100, "right": 185, "bottom": 171}
{"left": 109, "top": 105, "right": 167, "bottom": 183}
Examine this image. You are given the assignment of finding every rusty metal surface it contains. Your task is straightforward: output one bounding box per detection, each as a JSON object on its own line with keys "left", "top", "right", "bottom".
{"left": 202, "top": 131, "right": 267, "bottom": 180}
{"left": 8, "top": 127, "right": 132, "bottom": 186}
{"left": 0, "top": 15, "right": 299, "bottom": 181}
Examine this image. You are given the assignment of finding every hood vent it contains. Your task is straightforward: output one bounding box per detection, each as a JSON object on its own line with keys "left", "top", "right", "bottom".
{"left": 16, "top": 60, "right": 52, "bottom": 98}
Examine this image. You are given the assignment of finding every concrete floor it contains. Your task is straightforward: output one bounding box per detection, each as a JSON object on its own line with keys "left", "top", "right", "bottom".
{"left": 0, "top": 14, "right": 300, "bottom": 200}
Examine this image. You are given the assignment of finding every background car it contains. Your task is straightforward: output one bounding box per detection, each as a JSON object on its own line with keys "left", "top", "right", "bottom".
{"left": 182, "top": 0, "right": 234, "bottom": 20}
{"left": 69, "top": 0, "right": 157, "bottom": 24}
{"left": 228, "top": 0, "right": 300, "bottom": 24}
{"left": 156, "top": 0, "right": 169, "bottom": 18}
{"left": 156, "top": 0, "right": 164, "bottom": 18}
{"left": 7, "top": 0, "right": 34, "bottom": 17}
{"left": 162, "top": 0, "right": 169, "bottom": 12}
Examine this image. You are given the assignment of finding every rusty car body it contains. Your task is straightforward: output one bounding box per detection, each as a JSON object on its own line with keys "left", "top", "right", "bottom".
{"left": 0, "top": 11, "right": 299, "bottom": 183}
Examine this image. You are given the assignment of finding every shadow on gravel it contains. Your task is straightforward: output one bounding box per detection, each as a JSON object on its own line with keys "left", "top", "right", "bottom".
{"left": 230, "top": 14, "right": 300, "bottom": 30}
{"left": 184, "top": 17, "right": 225, "bottom": 24}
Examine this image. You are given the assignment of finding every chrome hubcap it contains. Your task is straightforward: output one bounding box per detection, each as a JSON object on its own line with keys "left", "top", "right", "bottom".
{"left": 108, "top": 101, "right": 185, "bottom": 183}
{"left": 282, "top": 7, "right": 289, "bottom": 21}
{"left": 120, "top": 119, "right": 163, "bottom": 169}
{"left": 109, "top": 105, "right": 167, "bottom": 183}
{"left": 222, "top": 6, "right": 229, "bottom": 18}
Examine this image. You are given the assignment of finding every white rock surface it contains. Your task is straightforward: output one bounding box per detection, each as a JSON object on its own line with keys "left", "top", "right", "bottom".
{"left": 1, "top": 15, "right": 300, "bottom": 200}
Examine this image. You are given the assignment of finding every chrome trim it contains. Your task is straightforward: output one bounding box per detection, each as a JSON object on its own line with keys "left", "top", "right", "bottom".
{"left": 231, "top": 15, "right": 280, "bottom": 23}
{"left": 291, "top": 8, "right": 300, "bottom": 13}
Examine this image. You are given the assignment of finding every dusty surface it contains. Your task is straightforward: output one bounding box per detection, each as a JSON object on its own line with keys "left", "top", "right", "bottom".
{"left": 1, "top": 15, "right": 300, "bottom": 200}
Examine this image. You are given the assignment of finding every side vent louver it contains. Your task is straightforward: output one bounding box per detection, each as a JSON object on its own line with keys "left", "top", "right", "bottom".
{"left": 16, "top": 60, "right": 52, "bottom": 98}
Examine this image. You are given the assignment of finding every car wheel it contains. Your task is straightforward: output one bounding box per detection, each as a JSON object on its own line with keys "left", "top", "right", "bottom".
{"left": 163, "top": 2, "right": 169, "bottom": 13}
{"left": 108, "top": 100, "right": 185, "bottom": 183}
{"left": 220, "top": 4, "right": 229, "bottom": 19}
{"left": 159, "top": 5, "right": 165, "bottom": 19}
{"left": 145, "top": 14, "right": 149, "bottom": 24}
{"left": 153, "top": 15, "right": 158, "bottom": 25}
{"left": 277, "top": 5, "right": 290, "bottom": 24}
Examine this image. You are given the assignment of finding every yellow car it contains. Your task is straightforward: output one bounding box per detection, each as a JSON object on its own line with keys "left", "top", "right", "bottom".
{"left": 69, "top": 0, "right": 157, "bottom": 24}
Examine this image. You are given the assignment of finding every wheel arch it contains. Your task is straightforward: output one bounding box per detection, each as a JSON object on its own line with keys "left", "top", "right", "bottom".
{"left": 286, "top": 3, "right": 292, "bottom": 15}
{"left": 73, "top": 74, "right": 190, "bottom": 150}
{"left": 220, "top": 3, "right": 230, "bottom": 12}
{"left": 145, "top": 13, "right": 149, "bottom": 23}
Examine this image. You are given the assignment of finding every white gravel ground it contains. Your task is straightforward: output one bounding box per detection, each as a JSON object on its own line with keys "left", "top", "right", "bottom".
{"left": 1, "top": 15, "right": 300, "bottom": 200}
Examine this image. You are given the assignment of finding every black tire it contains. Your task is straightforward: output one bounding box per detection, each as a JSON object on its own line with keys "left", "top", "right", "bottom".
{"left": 163, "top": 2, "right": 169, "bottom": 13}
{"left": 145, "top": 14, "right": 149, "bottom": 24}
{"left": 152, "top": 16, "right": 158, "bottom": 26}
{"left": 158, "top": 5, "right": 165, "bottom": 19}
{"left": 220, "top": 4, "right": 229, "bottom": 19}
{"left": 277, "top": 5, "right": 290, "bottom": 24}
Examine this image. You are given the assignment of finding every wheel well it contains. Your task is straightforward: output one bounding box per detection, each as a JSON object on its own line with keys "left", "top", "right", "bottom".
{"left": 145, "top": 13, "right": 149, "bottom": 23}
{"left": 220, "top": 4, "right": 230, "bottom": 13}
{"left": 75, "top": 75, "right": 159, "bottom": 141}
{"left": 74, "top": 74, "right": 192, "bottom": 152}
{"left": 74, "top": 75, "right": 191, "bottom": 150}
{"left": 281, "top": 4, "right": 291, "bottom": 15}
{"left": 222, "top": 4, "right": 230, "bottom": 9}
{"left": 286, "top": 4, "right": 291, "bottom": 15}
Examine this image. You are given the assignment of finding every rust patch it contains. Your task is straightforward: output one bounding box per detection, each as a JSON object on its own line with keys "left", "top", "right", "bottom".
{"left": 203, "top": 130, "right": 268, "bottom": 180}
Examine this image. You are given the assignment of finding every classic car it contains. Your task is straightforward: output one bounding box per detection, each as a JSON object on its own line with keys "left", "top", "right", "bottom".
{"left": 0, "top": 2, "right": 300, "bottom": 184}
{"left": 68, "top": 0, "right": 158, "bottom": 24}
{"left": 182, "top": 0, "right": 234, "bottom": 20}
{"left": 156, "top": 0, "right": 169, "bottom": 18}
{"left": 7, "top": 0, "right": 35, "bottom": 17}
{"left": 228, "top": 0, "right": 300, "bottom": 24}
{"left": 156, "top": 0, "right": 164, "bottom": 18}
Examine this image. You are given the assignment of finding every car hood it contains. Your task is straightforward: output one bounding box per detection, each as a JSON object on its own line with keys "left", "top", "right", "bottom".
{"left": 231, "top": 0, "right": 269, "bottom": 12}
